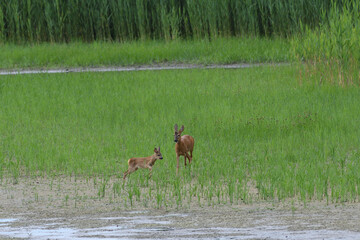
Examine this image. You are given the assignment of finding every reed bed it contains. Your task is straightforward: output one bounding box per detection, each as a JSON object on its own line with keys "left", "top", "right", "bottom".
{"left": 292, "top": 0, "right": 360, "bottom": 86}
{"left": 0, "top": 66, "right": 359, "bottom": 207}
{"left": 0, "top": 0, "right": 334, "bottom": 43}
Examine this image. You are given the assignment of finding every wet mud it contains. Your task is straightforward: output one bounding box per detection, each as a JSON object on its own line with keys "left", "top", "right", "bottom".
{"left": 1, "top": 206, "right": 360, "bottom": 239}
{"left": 0, "top": 177, "right": 359, "bottom": 239}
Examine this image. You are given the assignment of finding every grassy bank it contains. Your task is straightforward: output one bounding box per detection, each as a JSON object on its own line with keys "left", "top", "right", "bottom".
{"left": 0, "top": 37, "right": 290, "bottom": 70}
{"left": 0, "top": 65, "right": 359, "bottom": 207}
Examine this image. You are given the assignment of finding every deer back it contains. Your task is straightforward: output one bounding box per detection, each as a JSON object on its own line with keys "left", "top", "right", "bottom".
{"left": 128, "top": 157, "right": 149, "bottom": 168}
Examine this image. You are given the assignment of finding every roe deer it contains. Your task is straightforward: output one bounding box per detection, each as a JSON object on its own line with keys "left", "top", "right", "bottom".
{"left": 123, "top": 147, "right": 163, "bottom": 179}
{"left": 174, "top": 124, "right": 194, "bottom": 174}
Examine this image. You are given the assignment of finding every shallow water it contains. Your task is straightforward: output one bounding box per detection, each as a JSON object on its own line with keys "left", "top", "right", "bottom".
{"left": 0, "top": 63, "right": 275, "bottom": 75}
{"left": 1, "top": 212, "right": 359, "bottom": 240}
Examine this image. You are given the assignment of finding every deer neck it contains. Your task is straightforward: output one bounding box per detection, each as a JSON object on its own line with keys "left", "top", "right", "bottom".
{"left": 176, "top": 136, "right": 183, "bottom": 146}
{"left": 148, "top": 155, "right": 157, "bottom": 166}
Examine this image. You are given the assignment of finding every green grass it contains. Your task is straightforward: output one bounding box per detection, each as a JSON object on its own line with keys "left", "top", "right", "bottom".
{"left": 1, "top": 65, "right": 359, "bottom": 207}
{"left": 0, "top": 37, "right": 290, "bottom": 69}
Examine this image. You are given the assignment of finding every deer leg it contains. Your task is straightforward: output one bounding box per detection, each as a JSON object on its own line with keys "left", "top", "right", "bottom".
{"left": 123, "top": 168, "right": 135, "bottom": 179}
{"left": 184, "top": 155, "right": 187, "bottom": 167}
{"left": 123, "top": 169, "right": 129, "bottom": 179}
{"left": 190, "top": 150, "right": 193, "bottom": 163}
{"left": 185, "top": 153, "right": 191, "bottom": 165}
{"left": 148, "top": 167, "right": 153, "bottom": 179}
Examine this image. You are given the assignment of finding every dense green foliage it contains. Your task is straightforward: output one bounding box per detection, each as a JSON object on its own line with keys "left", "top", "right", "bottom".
{"left": 1, "top": 66, "right": 359, "bottom": 206}
{"left": 0, "top": 0, "right": 336, "bottom": 43}
{"left": 292, "top": 0, "right": 360, "bottom": 86}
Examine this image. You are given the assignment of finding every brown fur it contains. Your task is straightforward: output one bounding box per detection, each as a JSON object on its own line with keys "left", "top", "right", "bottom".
{"left": 123, "top": 147, "right": 163, "bottom": 179}
{"left": 174, "top": 124, "right": 195, "bottom": 175}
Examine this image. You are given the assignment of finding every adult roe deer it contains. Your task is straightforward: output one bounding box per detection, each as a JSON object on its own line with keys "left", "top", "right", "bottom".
{"left": 123, "top": 147, "right": 163, "bottom": 179}
{"left": 174, "top": 124, "right": 194, "bottom": 174}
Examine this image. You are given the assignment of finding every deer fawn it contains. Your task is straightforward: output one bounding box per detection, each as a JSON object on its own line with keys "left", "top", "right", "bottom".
{"left": 123, "top": 147, "right": 163, "bottom": 179}
{"left": 174, "top": 124, "right": 195, "bottom": 174}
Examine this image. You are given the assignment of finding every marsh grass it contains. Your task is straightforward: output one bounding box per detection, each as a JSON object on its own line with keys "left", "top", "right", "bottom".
{"left": 0, "top": 37, "right": 289, "bottom": 70}
{"left": 0, "top": 66, "right": 359, "bottom": 207}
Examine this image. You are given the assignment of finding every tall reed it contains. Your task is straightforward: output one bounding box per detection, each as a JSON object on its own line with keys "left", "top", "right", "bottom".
{"left": 0, "top": 0, "right": 341, "bottom": 43}
{"left": 292, "top": 0, "right": 360, "bottom": 86}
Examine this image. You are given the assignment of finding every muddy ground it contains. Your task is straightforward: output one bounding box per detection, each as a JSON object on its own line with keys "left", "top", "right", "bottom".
{"left": 0, "top": 177, "right": 359, "bottom": 239}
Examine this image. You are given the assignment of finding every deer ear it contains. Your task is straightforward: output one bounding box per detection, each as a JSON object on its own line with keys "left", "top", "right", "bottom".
{"left": 174, "top": 124, "right": 178, "bottom": 131}
{"left": 180, "top": 125, "right": 184, "bottom": 132}
{"left": 154, "top": 148, "right": 157, "bottom": 153}
{"left": 158, "top": 146, "right": 160, "bottom": 152}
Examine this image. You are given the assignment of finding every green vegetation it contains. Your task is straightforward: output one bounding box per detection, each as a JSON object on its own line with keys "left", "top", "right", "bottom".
{"left": 0, "top": 37, "right": 290, "bottom": 69}
{"left": 292, "top": 0, "right": 360, "bottom": 86}
{"left": 1, "top": 66, "right": 359, "bottom": 207}
{"left": 0, "top": 0, "right": 359, "bottom": 209}
{"left": 0, "top": 0, "right": 335, "bottom": 43}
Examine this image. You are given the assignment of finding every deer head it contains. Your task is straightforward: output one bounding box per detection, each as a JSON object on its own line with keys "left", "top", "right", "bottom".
{"left": 174, "top": 124, "right": 184, "bottom": 143}
{"left": 154, "top": 146, "right": 163, "bottom": 160}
